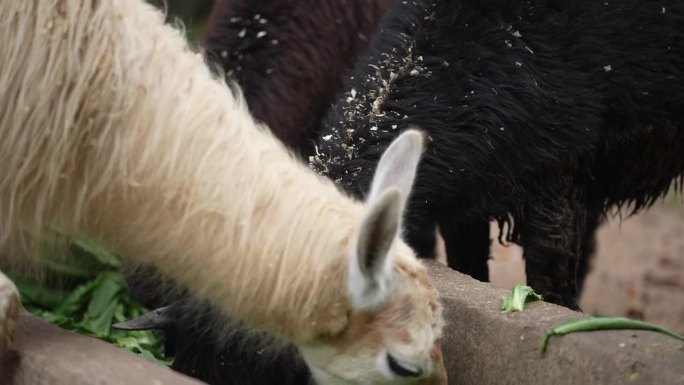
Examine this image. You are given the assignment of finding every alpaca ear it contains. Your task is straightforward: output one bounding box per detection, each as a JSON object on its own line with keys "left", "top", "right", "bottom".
{"left": 366, "top": 128, "right": 424, "bottom": 204}
{"left": 349, "top": 187, "right": 402, "bottom": 309}
{"left": 348, "top": 129, "right": 424, "bottom": 310}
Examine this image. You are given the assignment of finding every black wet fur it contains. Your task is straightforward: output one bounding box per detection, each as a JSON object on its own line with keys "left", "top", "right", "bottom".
{"left": 165, "top": 302, "right": 311, "bottom": 385}
{"left": 312, "top": 0, "right": 684, "bottom": 309}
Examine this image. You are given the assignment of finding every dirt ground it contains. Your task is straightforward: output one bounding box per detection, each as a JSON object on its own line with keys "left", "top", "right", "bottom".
{"left": 484, "top": 196, "right": 684, "bottom": 334}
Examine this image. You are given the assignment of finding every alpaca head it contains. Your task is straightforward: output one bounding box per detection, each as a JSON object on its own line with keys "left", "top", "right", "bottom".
{"left": 300, "top": 129, "right": 447, "bottom": 384}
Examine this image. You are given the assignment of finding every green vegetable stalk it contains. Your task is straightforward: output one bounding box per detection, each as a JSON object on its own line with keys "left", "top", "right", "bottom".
{"left": 540, "top": 316, "right": 684, "bottom": 355}
{"left": 500, "top": 284, "right": 544, "bottom": 313}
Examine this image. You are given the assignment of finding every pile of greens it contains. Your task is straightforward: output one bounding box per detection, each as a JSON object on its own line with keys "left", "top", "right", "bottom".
{"left": 11, "top": 235, "right": 170, "bottom": 366}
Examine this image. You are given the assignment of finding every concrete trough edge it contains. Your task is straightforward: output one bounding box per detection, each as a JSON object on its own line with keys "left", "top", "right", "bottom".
{"left": 1, "top": 312, "right": 203, "bottom": 385}
{"left": 426, "top": 261, "right": 684, "bottom": 385}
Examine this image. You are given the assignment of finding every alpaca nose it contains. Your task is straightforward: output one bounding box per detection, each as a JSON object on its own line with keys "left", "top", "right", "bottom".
{"left": 437, "top": 363, "right": 449, "bottom": 384}
{"left": 416, "top": 367, "right": 448, "bottom": 385}
{"left": 427, "top": 340, "right": 448, "bottom": 385}
{"left": 429, "top": 359, "right": 448, "bottom": 385}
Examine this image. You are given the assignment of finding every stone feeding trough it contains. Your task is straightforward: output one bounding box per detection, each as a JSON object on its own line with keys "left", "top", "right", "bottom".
{"left": 2, "top": 261, "right": 683, "bottom": 385}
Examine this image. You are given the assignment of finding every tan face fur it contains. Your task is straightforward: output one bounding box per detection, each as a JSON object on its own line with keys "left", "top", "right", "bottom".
{"left": 301, "top": 248, "right": 447, "bottom": 384}
{"left": 300, "top": 129, "right": 447, "bottom": 384}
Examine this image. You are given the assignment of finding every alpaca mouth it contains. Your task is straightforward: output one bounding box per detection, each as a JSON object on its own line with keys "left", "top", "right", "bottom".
{"left": 308, "top": 365, "right": 355, "bottom": 385}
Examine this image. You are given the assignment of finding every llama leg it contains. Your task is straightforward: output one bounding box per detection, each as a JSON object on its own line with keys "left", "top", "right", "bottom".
{"left": 0, "top": 270, "right": 20, "bottom": 353}
{"left": 439, "top": 216, "right": 491, "bottom": 282}
{"left": 404, "top": 219, "right": 439, "bottom": 260}
{"left": 576, "top": 209, "right": 604, "bottom": 296}
{"left": 522, "top": 196, "right": 583, "bottom": 310}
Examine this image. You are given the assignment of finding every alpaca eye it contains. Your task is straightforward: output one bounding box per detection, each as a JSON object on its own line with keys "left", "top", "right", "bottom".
{"left": 387, "top": 354, "right": 422, "bottom": 377}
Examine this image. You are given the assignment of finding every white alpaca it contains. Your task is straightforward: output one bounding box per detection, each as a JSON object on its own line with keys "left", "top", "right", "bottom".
{"left": 0, "top": 1, "right": 446, "bottom": 383}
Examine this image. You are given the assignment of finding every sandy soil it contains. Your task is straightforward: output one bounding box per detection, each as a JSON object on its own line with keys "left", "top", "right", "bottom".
{"left": 485, "top": 197, "right": 684, "bottom": 334}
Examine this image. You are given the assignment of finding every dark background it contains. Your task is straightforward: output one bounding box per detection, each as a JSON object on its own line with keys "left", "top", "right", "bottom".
{"left": 150, "top": 0, "right": 214, "bottom": 42}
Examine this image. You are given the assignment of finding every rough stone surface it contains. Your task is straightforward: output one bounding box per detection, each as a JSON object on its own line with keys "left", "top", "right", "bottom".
{"left": 1, "top": 312, "right": 203, "bottom": 385}
{"left": 426, "top": 261, "right": 684, "bottom": 385}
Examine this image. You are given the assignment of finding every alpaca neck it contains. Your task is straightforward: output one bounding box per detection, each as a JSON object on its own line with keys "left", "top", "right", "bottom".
{"left": 1, "top": 0, "right": 358, "bottom": 343}
{"left": 83, "top": 0, "right": 362, "bottom": 343}
{"left": 94, "top": 144, "right": 361, "bottom": 342}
